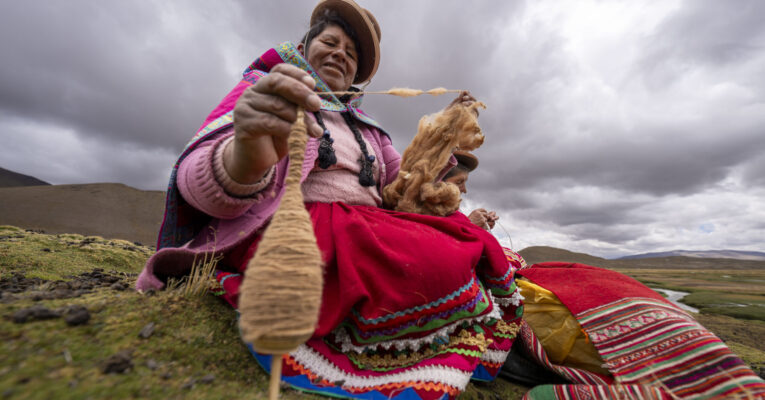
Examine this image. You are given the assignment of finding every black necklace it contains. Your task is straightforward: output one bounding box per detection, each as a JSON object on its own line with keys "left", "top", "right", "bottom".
{"left": 313, "top": 110, "right": 376, "bottom": 187}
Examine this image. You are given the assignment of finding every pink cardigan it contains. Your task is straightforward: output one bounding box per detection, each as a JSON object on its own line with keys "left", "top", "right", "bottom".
{"left": 135, "top": 122, "right": 402, "bottom": 291}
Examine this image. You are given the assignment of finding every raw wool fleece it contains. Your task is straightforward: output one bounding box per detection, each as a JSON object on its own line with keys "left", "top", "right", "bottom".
{"left": 383, "top": 102, "right": 486, "bottom": 216}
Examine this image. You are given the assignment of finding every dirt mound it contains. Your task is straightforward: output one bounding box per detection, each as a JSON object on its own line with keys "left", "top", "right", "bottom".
{"left": 0, "top": 183, "right": 164, "bottom": 246}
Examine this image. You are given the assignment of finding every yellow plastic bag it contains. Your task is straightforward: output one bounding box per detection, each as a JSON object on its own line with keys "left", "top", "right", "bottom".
{"left": 517, "top": 278, "right": 611, "bottom": 376}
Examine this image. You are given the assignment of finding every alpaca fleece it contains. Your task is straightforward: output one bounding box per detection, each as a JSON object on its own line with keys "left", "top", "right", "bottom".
{"left": 383, "top": 102, "right": 486, "bottom": 216}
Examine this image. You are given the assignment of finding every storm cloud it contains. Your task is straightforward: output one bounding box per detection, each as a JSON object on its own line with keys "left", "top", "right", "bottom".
{"left": 1, "top": 0, "right": 763, "bottom": 258}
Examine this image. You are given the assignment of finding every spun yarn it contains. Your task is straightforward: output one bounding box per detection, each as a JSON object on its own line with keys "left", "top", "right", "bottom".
{"left": 238, "top": 107, "right": 324, "bottom": 355}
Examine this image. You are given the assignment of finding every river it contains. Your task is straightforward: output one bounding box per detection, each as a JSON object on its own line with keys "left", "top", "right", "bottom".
{"left": 650, "top": 288, "right": 699, "bottom": 313}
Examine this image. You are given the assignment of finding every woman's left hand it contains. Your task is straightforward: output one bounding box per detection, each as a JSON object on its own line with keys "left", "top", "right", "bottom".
{"left": 447, "top": 90, "right": 479, "bottom": 116}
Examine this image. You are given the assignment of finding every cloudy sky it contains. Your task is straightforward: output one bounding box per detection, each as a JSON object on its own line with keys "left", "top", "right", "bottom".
{"left": 2, "top": 0, "right": 764, "bottom": 258}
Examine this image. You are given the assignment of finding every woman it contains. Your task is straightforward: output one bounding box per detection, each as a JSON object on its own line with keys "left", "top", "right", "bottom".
{"left": 443, "top": 150, "right": 499, "bottom": 230}
{"left": 136, "top": 1, "right": 523, "bottom": 399}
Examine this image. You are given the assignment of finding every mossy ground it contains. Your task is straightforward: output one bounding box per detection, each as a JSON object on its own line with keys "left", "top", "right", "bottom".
{"left": 0, "top": 226, "right": 529, "bottom": 399}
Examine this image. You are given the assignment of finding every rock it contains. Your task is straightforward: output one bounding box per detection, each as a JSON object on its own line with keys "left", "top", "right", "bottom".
{"left": 50, "top": 281, "right": 71, "bottom": 291}
{"left": 0, "top": 292, "right": 17, "bottom": 303}
{"left": 160, "top": 372, "right": 172, "bottom": 380}
{"left": 110, "top": 282, "right": 127, "bottom": 291}
{"left": 146, "top": 359, "right": 159, "bottom": 370}
{"left": 51, "top": 289, "right": 74, "bottom": 299}
{"left": 12, "top": 305, "right": 60, "bottom": 323}
{"left": 29, "top": 291, "right": 46, "bottom": 301}
{"left": 198, "top": 374, "right": 215, "bottom": 384}
{"left": 63, "top": 305, "right": 90, "bottom": 326}
{"left": 181, "top": 378, "right": 196, "bottom": 390}
{"left": 138, "top": 322, "right": 155, "bottom": 339}
{"left": 101, "top": 351, "right": 133, "bottom": 374}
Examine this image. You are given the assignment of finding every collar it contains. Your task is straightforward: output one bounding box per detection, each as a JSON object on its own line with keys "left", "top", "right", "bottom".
{"left": 243, "top": 42, "right": 387, "bottom": 134}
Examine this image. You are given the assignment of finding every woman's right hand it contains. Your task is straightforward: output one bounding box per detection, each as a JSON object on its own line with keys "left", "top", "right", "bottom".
{"left": 224, "top": 64, "right": 325, "bottom": 184}
{"left": 468, "top": 208, "right": 498, "bottom": 230}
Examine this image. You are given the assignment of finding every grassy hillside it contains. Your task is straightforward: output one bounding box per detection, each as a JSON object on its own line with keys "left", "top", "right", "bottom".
{"left": 0, "top": 226, "right": 528, "bottom": 399}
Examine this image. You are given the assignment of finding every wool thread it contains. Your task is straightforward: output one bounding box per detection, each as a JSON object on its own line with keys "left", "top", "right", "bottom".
{"left": 325, "top": 87, "right": 460, "bottom": 98}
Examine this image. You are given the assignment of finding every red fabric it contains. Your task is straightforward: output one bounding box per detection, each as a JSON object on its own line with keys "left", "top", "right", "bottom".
{"left": 222, "top": 202, "right": 508, "bottom": 338}
{"left": 518, "top": 262, "right": 672, "bottom": 316}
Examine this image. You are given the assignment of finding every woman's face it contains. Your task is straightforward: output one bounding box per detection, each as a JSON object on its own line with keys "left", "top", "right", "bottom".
{"left": 444, "top": 171, "right": 469, "bottom": 194}
{"left": 301, "top": 24, "right": 359, "bottom": 92}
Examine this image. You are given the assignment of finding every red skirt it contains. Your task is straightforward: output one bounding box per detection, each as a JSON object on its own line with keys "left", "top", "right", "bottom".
{"left": 213, "top": 202, "right": 524, "bottom": 399}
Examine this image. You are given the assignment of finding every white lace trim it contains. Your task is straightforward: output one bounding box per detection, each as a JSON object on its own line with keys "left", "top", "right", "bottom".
{"left": 480, "top": 349, "right": 510, "bottom": 364}
{"left": 334, "top": 301, "right": 503, "bottom": 354}
{"left": 494, "top": 290, "right": 524, "bottom": 307}
{"left": 290, "top": 344, "right": 473, "bottom": 390}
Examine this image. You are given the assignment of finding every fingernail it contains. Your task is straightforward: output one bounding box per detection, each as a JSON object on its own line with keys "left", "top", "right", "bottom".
{"left": 307, "top": 94, "right": 321, "bottom": 110}
{"left": 302, "top": 75, "right": 316, "bottom": 88}
{"left": 311, "top": 124, "right": 323, "bottom": 137}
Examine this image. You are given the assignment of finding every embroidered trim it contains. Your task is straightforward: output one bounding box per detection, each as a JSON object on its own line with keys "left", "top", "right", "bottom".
{"left": 288, "top": 344, "right": 474, "bottom": 390}
{"left": 185, "top": 111, "right": 234, "bottom": 153}
{"left": 347, "top": 330, "right": 491, "bottom": 370}
{"left": 347, "top": 285, "right": 487, "bottom": 340}
{"left": 493, "top": 320, "right": 521, "bottom": 337}
{"left": 480, "top": 349, "right": 511, "bottom": 364}
{"left": 494, "top": 290, "right": 524, "bottom": 307}
{"left": 351, "top": 277, "right": 477, "bottom": 325}
{"left": 218, "top": 273, "right": 240, "bottom": 286}
{"left": 333, "top": 303, "right": 502, "bottom": 354}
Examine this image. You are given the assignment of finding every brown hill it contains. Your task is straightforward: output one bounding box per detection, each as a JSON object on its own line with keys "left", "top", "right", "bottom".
{"left": 0, "top": 183, "right": 164, "bottom": 246}
{"left": 0, "top": 167, "right": 50, "bottom": 187}
{"left": 518, "top": 246, "right": 607, "bottom": 266}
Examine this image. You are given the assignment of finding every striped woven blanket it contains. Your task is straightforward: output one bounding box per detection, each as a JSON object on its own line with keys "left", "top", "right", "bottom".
{"left": 518, "top": 262, "right": 765, "bottom": 399}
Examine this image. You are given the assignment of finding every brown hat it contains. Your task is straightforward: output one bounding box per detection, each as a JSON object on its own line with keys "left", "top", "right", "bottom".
{"left": 453, "top": 150, "right": 479, "bottom": 172}
{"left": 311, "top": 0, "right": 381, "bottom": 84}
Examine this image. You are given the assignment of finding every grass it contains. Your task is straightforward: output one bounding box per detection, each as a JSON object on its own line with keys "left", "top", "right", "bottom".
{"left": 607, "top": 267, "right": 765, "bottom": 322}
{"left": 0, "top": 226, "right": 529, "bottom": 399}
{"left": 0, "top": 226, "right": 278, "bottom": 399}
{"left": 0, "top": 225, "right": 150, "bottom": 281}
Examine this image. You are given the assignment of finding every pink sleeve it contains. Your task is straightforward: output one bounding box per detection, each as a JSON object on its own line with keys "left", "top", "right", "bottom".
{"left": 380, "top": 134, "right": 401, "bottom": 184}
{"left": 177, "top": 128, "right": 277, "bottom": 219}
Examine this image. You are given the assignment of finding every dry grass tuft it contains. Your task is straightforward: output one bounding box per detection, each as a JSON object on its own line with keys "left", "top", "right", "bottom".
{"left": 167, "top": 250, "right": 220, "bottom": 299}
